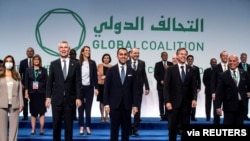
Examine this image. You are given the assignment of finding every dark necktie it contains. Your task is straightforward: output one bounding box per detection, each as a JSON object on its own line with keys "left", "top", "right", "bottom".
{"left": 121, "top": 66, "right": 125, "bottom": 84}
{"left": 133, "top": 62, "right": 136, "bottom": 70}
{"left": 181, "top": 66, "right": 185, "bottom": 83}
{"left": 63, "top": 60, "right": 67, "bottom": 79}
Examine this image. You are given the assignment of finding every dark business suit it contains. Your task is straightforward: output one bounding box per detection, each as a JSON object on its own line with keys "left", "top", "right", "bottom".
{"left": 214, "top": 68, "right": 250, "bottom": 125}
{"left": 25, "top": 67, "right": 48, "bottom": 115}
{"left": 104, "top": 64, "right": 138, "bottom": 141}
{"left": 202, "top": 67, "right": 213, "bottom": 121}
{"left": 127, "top": 59, "right": 149, "bottom": 133}
{"left": 46, "top": 58, "right": 81, "bottom": 141}
{"left": 19, "top": 58, "right": 30, "bottom": 118}
{"left": 210, "top": 63, "right": 225, "bottom": 125}
{"left": 190, "top": 65, "right": 201, "bottom": 120}
{"left": 154, "top": 60, "right": 173, "bottom": 119}
{"left": 78, "top": 60, "right": 98, "bottom": 128}
{"left": 164, "top": 64, "right": 196, "bottom": 141}
{"left": 238, "top": 62, "right": 250, "bottom": 119}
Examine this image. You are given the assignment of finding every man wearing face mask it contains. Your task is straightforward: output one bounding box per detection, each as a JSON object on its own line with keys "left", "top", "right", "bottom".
{"left": 19, "top": 47, "right": 35, "bottom": 120}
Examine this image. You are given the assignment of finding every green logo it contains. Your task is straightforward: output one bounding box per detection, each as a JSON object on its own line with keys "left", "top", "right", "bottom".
{"left": 35, "top": 8, "right": 86, "bottom": 56}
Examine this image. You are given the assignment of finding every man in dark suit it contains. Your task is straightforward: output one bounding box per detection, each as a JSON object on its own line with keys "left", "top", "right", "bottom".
{"left": 164, "top": 48, "right": 197, "bottom": 141}
{"left": 69, "top": 48, "right": 79, "bottom": 121}
{"left": 210, "top": 50, "right": 228, "bottom": 125}
{"left": 202, "top": 58, "right": 217, "bottom": 121}
{"left": 45, "top": 41, "right": 82, "bottom": 141}
{"left": 19, "top": 47, "right": 34, "bottom": 120}
{"left": 238, "top": 53, "right": 250, "bottom": 121}
{"left": 127, "top": 48, "right": 150, "bottom": 136}
{"left": 104, "top": 47, "right": 138, "bottom": 141}
{"left": 154, "top": 51, "right": 173, "bottom": 121}
{"left": 187, "top": 55, "right": 201, "bottom": 121}
{"left": 215, "top": 55, "right": 250, "bottom": 125}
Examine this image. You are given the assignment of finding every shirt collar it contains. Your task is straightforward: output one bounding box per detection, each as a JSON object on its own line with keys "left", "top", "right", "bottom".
{"left": 61, "top": 58, "right": 69, "bottom": 62}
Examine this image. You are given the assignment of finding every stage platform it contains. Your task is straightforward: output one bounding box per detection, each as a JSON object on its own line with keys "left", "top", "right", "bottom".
{"left": 17, "top": 117, "right": 250, "bottom": 141}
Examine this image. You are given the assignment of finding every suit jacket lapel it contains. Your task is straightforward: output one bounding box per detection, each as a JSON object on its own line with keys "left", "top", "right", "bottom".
{"left": 115, "top": 65, "right": 123, "bottom": 85}
{"left": 67, "top": 59, "right": 75, "bottom": 80}
{"left": 174, "top": 65, "right": 182, "bottom": 83}
{"left": 57, "top": 59, "right": 65, "bottom": 80}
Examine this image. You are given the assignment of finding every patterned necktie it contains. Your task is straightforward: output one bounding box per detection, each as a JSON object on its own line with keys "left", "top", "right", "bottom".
{"left": 63, "top": 60, "right": 67, "bottom": 79}
{"left": 232, "top": 70, "right": 237, "bottom": 85}
{"left": 181, "top": 66, "right": 185, "bottom": 83}
{"left": 244, "top": 63, "right": 247, "bottom": 71}
{"left": 121, "top": 66, "right": 125, "bottom": 84}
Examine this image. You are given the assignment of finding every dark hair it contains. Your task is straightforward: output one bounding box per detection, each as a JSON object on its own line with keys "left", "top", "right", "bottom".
{"left": 102, "top": 53, "right": 112, "bottom": 63}
{"left": 176, "top": 47, "right": 188, "bottom": 55}
{"left": 117, "top": 47, "right": 128, "bottom": 55}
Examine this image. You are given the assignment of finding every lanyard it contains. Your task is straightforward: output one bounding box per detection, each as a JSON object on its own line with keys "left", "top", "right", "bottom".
{"left": 34, "top": 69, "right": 39, "bottom": 81}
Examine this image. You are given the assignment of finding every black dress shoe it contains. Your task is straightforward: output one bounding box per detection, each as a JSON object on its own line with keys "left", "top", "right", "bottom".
{"left": 244, "top": 117, "right": 250, "bottom": 121}
{"left": 129, "top": 128, "right": 133, "bottom": 135}
{"left": 191, "top": 118, "right": 197, "bottom": 121}
{"left": 30, "top": 130, "right": 36, "bottom": 135}
{"left": 22, "top": 117, "right": 28, "bottom": 121}
{"left": 133, "top": 130, "right": 139, "bottom": 136}
{"left": 161, "top": 117, "right": 168, "bottom": 121}
{"left": 177, "top": 130, "right": 182, "bottom": 135}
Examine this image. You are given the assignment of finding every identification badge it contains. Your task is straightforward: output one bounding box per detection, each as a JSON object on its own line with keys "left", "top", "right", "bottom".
{"left": 33, "top": 81, "right": 39, "bottom": 89}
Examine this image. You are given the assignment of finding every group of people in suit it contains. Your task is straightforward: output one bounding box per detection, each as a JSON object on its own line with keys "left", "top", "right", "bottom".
{"left": 1, "top": 45, "right": 250, "bottom": 141}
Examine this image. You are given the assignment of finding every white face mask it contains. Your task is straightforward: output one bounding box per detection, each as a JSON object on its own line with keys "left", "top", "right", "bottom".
{"left": 5, "top": 62, "right": 13, "bottom": 70}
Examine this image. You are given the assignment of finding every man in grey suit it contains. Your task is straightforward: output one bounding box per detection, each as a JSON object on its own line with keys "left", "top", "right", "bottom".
{"left": 127, "top": 48, "right": 150, "bottom": 136}
{"left": 104, "top": 47, "right": 138, "bottom": 141}
{"left": 45, "top": 41, "right": 82, "bottom": 141}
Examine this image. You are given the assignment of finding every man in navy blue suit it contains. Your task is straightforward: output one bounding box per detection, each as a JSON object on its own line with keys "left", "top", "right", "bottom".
{"left": 104, "top": 47, "right": 138, "bottom": 141}
{"left": 164, "top": 47, "right": 197, "bottom": 141}
{"left": 45, "top": 41, "right": 82, "bottom": 141}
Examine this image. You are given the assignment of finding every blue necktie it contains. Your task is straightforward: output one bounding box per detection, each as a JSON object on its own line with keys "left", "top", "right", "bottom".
{"left": 181, "top": 66, "right": 185, "bottom": 83}
{"left": 121, "top": 66, "right": 125, "bottom": 84}
{"left": 63, "top": 60, "right": 67, "bottom": 79}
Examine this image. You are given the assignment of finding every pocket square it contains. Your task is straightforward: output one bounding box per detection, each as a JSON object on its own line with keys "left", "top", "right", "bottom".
{"left": 128, "top": 74, "right": 133, "bottom": 77}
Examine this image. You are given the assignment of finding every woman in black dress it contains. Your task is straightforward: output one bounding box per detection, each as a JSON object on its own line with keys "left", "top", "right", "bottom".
{"left": 97, "top": 53, "right": 112, "bottom": 122}
{"left": 25, "top": 54, "right": 48, "bottom": 135}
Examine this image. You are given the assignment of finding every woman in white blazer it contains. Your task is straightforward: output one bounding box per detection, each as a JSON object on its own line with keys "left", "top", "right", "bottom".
{"left": 0, "top": 55, "right": 24, "bottom": 141}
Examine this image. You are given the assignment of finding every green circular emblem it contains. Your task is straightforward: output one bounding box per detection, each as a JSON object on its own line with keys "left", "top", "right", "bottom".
{"left": 35, "top": 8, "right": 86, "bottom": 56}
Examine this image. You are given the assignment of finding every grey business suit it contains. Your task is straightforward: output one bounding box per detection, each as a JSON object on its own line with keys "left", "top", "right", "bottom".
{"left": 0, "top": 78, "right": 24, "bottom": 141}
